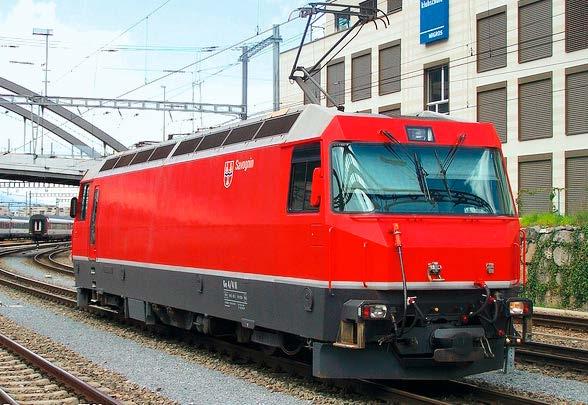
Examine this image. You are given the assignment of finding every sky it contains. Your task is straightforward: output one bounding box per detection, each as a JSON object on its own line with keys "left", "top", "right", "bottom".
{"left": 0, "top": 0, "right": 310, "bottom": 157}
{"left": 0, "top": 0, "right": 312, "bottom": 207}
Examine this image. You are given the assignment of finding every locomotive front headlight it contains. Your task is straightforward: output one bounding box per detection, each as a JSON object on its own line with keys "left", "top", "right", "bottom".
{"left": 361, "top": 304, "right": 388, "bottom": 320}
{"left": 508, "top": 300, "right": 531, "bottom": 316}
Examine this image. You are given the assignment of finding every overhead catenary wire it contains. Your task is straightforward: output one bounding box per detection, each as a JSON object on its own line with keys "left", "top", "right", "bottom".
{"left": 114, "top": 15, "right": 301, "bottom": 100}
{"left": 53, "top": 0, "right": 174, "bottom": 84}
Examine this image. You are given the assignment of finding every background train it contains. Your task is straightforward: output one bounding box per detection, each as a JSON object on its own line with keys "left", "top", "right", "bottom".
{"left": 70, "top": 105, "right": 532, "bottom": 380}
{"left": 29, "top": 215, "right": 73, "bottom": 242}
{"left": 0, "top": 216, "right": 30, "bottom": 240}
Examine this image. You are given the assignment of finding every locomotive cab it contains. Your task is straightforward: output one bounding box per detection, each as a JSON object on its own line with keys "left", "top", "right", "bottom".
{"left": 312, "top": 120, "right": 533, "bottom": 379}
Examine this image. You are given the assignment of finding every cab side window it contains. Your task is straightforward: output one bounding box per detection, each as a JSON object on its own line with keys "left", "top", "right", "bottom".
{"left": 79, "top": 184, "right": 90, "bottom": 220}
{"left": 288, "top": 143, "right": 320, "bottom": 212}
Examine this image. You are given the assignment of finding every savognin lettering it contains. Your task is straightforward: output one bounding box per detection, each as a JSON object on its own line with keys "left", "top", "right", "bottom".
{"left": 235, "top": 158, "right": 254, "bottom": 172}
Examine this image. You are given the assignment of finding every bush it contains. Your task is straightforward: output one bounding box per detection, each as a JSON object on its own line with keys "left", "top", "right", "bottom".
{"left": 520, "top": 212, "right": 588, "bottom": 227}
{"left": 524, "top": 224, "right": 588, "bottom": 309}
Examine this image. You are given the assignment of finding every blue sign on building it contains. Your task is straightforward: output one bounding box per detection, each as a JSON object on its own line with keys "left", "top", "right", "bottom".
{"left": 420, "top": 0, "right": 449, "bottom": 45}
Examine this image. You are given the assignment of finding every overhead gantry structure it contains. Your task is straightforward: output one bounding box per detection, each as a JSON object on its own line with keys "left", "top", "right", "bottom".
{"left": 0, "top": 77, "right": 127, "bottom": 154}
{"left": 0, "top": 76, "right": 249, "bottom": 156}
{"left": 0, "top": 97, "right": 100, "bottom": 158}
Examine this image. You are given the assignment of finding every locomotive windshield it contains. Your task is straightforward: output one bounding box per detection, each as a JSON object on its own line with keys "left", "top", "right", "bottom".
{"left": 331, "top": 142, "right": 515, "bottom": 215}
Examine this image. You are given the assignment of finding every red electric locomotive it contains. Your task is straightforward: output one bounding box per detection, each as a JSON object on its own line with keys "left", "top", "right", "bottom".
{"left": 70, "top": 105, "right": 532, "bottom": 379}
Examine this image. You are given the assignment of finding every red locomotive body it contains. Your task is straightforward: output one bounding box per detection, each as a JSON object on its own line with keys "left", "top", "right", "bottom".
{"left": 71, "top": 105, "right": 532, "bottom": 379}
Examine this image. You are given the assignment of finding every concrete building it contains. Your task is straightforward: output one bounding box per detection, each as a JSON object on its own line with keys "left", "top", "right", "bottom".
{"left": 279, "top": 0, "right": 588, "bottom": 215}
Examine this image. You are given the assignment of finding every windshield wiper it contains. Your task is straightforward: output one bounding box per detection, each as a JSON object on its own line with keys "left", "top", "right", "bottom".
{"left": 429, "top": 188, "right": 494, "bottom": 213}
{"left": 440, "top": 133, "right": 466, "bottom": 174}
{"left": 434, "top": 150, "right": 452, "bottom": 200}
{"left": 380, "top": 130, "right": 434, "bottom": 204}
{"left": 414, "top": 152, "right": 432, "bottom": 203}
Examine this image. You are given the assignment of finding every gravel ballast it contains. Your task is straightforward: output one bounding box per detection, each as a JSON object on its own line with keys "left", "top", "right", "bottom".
{"left": 467, "top": 369, "right": 588, "bottom": 404}
{"left": 0, "top": 289, "right": 305, "bottom": 404}
{"left": 0, "top": 313, "right": 171, "bottom": 404}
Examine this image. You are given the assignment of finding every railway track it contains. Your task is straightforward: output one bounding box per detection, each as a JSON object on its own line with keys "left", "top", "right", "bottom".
{"left": 517, "top": 341, "right": 588, "bottom": 373}
{"left": 531, "top": 312, "right": 588, "bottom": 333}
{"left": 33, "top": 245, "right": 74, "bottom": 275}
{"left": 0, "top": 331, "right": 120, "bottom": 404}
{"left": 0, "top": 246, "right": 561, "bottom": 404}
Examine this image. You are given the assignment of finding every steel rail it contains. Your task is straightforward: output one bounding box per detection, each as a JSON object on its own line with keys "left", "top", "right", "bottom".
{"left": 0, "top": 241, "right": 65, "bottom": 253}
{"left": 0, "top": 331, "right": 122, "bottom": 405}
{"left": 33, "top": 246, "right": 74, "bottom": 275}
{"left": 0, "top": 240, "right": 33, "bottom": 247}
{"left": 517, "top": 341, "right": 588, "bottom": 372}
{"left": 532, "top": 313, "right": 588, "bottom": 333}
{"left": 443, "top": 380, "right": 547, "bottom": 405}
{"left": 0, "top": 387, "right": 18, "bottom": 405}
{"left": 0, "top": 266, "right": 75, "bottom": 298}
{"left": 48, "top": 247, "right": 74, "bottom": 269}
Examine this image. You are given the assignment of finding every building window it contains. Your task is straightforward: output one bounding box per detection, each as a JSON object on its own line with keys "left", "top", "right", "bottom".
{"left": 288, "top": 143, "right": 321, "bottom": 212}
{"left": 327, "top": 59, "right": 345, "bottom": 107}
{"left": 565, "top": 0, "right": 588, "bottom": 53}
{"left": 352, "top": 50, "right": 372, "bottom": 102}
{"left": 425, "top": 64, "right": 449, "bottom": 114}
{"left": 477, "top": 83, "right": 507, "bottom": 143}
{"left": 303, "top": 70, "right": 321, "bottom": 105}
{"left": 476, "top": 7, "right": 507, "bottom": 72}
{"left": 518, "top": 73, "right": 553, "bottom": 141}
{"left": 566, "top": 153, "right": 588, "bottom": 214}
{"left": 519, "top": 0, "right": 552, "bottom": 63}
{"left": 387, "top": 0, "right": 402, "bottom": 14}
{"left": 359, "top": 0, "right": 377, "bottom": 16}
{"left": 518, "top": 156, "right": 553, "bottom": 215}
{"left": 379, "top": 41, "right": 401, "bottom": 95}
{"left": 334, "top": 8, "right": 350, "bottom": 32}
{"left": 379, "top": 104, "right": 401, "bottom": 117}
{"left": 566, "top": 66, "right": 588, "bottom": 135}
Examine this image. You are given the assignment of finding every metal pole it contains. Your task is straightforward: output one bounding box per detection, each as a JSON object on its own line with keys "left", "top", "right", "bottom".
{"left": 199, "top": 82, "right": 203, "bottom": 128}
{"left": 22, "top": 117, "right": 26, "bottom": 153}
{"left": 41, "top": 32, "right": 50, "bottom": 156}
{"left": 241, "top": 46, "right": 248, "bottom": 120}
{"left": 44, "top": 34, "right": 49, "bottom": 99}
{"left": 29, "top": 104, "right": 35, "bottom": 154}
{"left": 161, "top": 85, "right": 166, "bottom": 141}
{"left": 191, "top": 81, "right": 195, "bottom": 133}
{"left": 273, "top": 24, "right": 281, "bottom": 111}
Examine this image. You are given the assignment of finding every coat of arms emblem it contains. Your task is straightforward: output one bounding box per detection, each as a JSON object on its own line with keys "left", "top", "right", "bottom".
{"left": 224, "top": 160, "right": 234, "bottom": 188}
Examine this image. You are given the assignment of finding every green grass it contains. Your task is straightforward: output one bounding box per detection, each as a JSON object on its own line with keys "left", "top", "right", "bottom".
{"left": 520, "top": 211, "right": 588, "bottom": 227}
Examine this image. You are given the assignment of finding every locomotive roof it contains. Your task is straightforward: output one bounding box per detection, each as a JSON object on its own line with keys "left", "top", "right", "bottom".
{"left": 83, "top": 104, "right": 480, "bottom": 181}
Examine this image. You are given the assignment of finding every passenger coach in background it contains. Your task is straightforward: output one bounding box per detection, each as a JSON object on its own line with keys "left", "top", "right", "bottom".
{"left": 70, "top": 105, "right": 532, "bottom": 380}
{"left": 29, "top": 215, "right": 73, "bottom": 242}
{"left": 0, "top": 216, "right": 31, "bottom": 240}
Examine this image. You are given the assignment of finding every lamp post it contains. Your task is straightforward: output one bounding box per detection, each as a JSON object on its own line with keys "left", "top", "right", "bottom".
{"left": 32, "top": 28, "right": 53, "bottom": 156}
